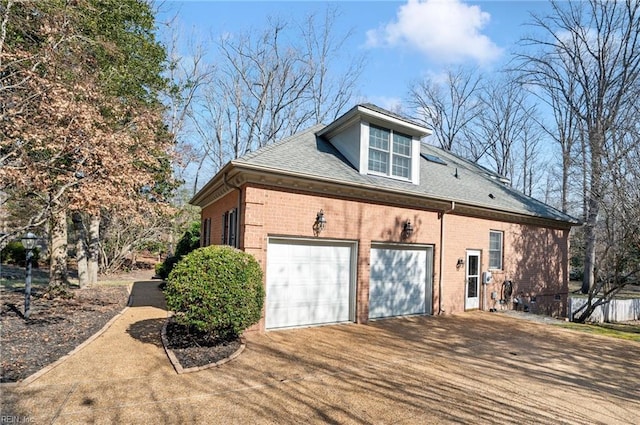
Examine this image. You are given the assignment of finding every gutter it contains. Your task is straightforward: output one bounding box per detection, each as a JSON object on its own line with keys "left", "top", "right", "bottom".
{"left": 438, "top": 201, "right": 455, "bottom": 315}
{"left": 189, "top": 162, "right": 234, "bottom": 207}
{"left": 228, "top": 162, "right": 579, "bottom": 227}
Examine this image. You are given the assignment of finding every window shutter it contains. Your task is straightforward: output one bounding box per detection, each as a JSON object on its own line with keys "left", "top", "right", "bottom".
{"left": 204, "top": 218, "right": 211, "bottom": 246}
{"left": 229, "top": 208, "right": 238, "bottom": 247}
{"left": 222, "top": 212, "right": 229, "bottom": 244}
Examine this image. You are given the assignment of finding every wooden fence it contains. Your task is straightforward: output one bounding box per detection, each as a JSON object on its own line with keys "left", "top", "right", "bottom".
{"left": 568, "top": 297, "right": 640, "bottom": 323}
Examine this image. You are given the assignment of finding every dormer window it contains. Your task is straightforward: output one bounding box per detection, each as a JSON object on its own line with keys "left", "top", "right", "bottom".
{"left": 368, "top": 125, "right": 412, "bottom": 179}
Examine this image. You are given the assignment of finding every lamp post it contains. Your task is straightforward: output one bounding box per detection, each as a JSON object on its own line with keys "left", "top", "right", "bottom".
{"left": 21, "top": 232, "right": 38, "bottom": 319}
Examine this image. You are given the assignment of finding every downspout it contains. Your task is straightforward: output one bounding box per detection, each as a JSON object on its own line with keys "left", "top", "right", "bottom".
{"left": 223, "top": 172, "right": 242, "bottom": 249}
{"left": 438, "top": 201, "right": 455, "bottom": 315}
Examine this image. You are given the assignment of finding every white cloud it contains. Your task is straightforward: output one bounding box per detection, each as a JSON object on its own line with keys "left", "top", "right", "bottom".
{"left": 366, "top": 0, "right": 503, "bottom": 65}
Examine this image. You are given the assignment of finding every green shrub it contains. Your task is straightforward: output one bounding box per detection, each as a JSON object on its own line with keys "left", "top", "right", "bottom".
{"left": 1, "top": 241, "right": 40, "bottom": 267}
{"left": 156, "top": 221, "right": 201, "bottom": 279}
{"left": 175, "top": 221, "right": 201, "bottom": 257}
{"left": 164, "top": 246, "right": 265, "bottom": 340}
{"left": 156, "top": 256, "right": 181, "bottom": 280}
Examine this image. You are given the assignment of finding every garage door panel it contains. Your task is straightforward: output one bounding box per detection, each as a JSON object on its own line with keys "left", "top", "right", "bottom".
{"left": 266, "top": 239, "right": 353, "bottom": 329}
{"left": 267, "top": 287, "right": 349, "bottom": 304}
{"left": 267, "top": 303, "right": 350, "bottom": 329}
{"left": 369, "top": 246, "right": 432, "bottom": 319}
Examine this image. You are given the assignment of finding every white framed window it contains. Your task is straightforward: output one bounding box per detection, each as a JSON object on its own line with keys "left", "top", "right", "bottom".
{"left": 368, "top": 125, "right": 412, "bottom": 179}
{"left": 489, "top": 231, "right": 503, "bottom": 270}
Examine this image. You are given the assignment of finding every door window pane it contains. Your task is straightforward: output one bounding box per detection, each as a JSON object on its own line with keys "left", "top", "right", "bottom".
{"left": 467, "top": 277, "right": 478, "bottom": 297}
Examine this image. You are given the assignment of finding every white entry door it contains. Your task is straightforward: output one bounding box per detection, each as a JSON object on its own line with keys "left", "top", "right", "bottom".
{"left": 266, "top": 239, "right": 355, "bottom": 329}
{"left": 465, "top": 250, "right": 481, "bottom": 310}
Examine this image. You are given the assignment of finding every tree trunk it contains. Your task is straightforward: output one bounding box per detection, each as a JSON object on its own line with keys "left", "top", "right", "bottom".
{"left": 72, "top": 212, "right": 89, "bottom": 289}
{"left": 581, "top": 198, "right": 599, "bottom": 294}
{"left": 581, "top": 130, "right": 603, "bottom": 294}
{"left": 88, "top": 214, "right": 100, "bottom": 285}
{"left": 561, "top": 146, "right": 569, "bottom": 214}
{"left": 580, "top": 132, "right": 589, "bottom": 222}
{"left": 48, "top": 207, "right": 69, "bottom": 297}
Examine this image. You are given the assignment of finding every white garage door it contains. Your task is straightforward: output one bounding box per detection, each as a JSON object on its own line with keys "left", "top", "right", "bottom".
{"left": 266, "top": 239, "right": 355, "bottom": 329}
{"left": 369, "top": 245, "right": 433, "bottom": 319}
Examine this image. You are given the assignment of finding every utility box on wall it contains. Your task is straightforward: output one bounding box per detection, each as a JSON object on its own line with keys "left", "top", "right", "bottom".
{"left": 482, "top": 271, "right": 492, "bottom": 284}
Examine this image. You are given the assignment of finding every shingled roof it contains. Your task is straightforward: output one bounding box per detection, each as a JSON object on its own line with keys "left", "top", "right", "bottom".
{"left": 231, "top": 123, "right": 578, "bottom": 226}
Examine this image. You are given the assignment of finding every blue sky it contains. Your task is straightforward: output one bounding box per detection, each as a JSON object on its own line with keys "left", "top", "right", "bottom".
{"left": 157, "top": 0, "right": 553, "bottom": 110}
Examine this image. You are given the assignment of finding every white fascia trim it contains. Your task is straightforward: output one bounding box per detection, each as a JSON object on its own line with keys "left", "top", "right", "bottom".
{"left": 318, "top": 105, "right": 431, "bottom": 139}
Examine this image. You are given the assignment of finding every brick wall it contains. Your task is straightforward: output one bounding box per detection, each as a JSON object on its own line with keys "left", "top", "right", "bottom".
{"left": 442, "top": 215, "right": 568, "bottom": 317}
{"left": 201, "top": 191, "right": 239, "bottom": 247}
{"left": 201, "top": 184, "right": 570, "bottom": 329}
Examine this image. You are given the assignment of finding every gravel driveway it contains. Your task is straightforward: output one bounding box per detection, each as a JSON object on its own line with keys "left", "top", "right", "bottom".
{"left": 2, "top": 291, "right": 638, "bottom": 424}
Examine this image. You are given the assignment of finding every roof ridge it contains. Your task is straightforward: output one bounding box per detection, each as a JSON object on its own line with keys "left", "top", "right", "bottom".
{"left": 359, "top": 103, "right": 425, "bottom": 129}
{"left": 236, "top": 124, "right": 326, "bottom": 162}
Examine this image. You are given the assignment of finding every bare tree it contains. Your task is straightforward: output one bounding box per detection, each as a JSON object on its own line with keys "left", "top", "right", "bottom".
{"left": 407, "top": 67, "right": 482, "bottom": 154}
{"left": 515, "top": 119, "right": 543, "bottom": 197}
{"left": 517, "top": 0, "right": 640, "bottom": 294}
{"left": 182, "top": 9, "right": 363, "bottom": 194}
{"left": 475, "top": 76, "right": 540, "bottom": 184}
{"left": 216, "top": 18, "right": 315, "bottom": 154}
{"left": 572, "top": 126, "right": 640, "bottom": 322}
{"left": 159, "top": 21, "right": 215, "bottom": 185}
{"left": 532, "top": 74, "right": 581, "bottom": 214}
{"left": 300, "top": 7, "right": 364, "bottom": 124}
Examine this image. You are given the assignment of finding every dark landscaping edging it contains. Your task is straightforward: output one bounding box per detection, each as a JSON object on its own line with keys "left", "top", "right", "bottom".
{"left": 160, "top": 320, "right": 245, "bottom": 374}
{"left": 0, "top": 283, "right": 135, "bottom": 387}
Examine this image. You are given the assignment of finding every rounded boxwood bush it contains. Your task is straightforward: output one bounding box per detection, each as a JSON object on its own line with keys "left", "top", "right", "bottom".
{"left": 164, "top": 246, "right": 264, "bottom": 340}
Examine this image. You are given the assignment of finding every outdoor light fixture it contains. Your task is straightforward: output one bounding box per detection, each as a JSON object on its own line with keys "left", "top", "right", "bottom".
{"left": 456, "top": 257, "right": 465, "bottom": 270}
{"left": 402, "top": 220, "right": 414, "bottom": 239}
{"left": 313, "top": 209, "right": 326, "bottom": 236}
{"left": 21, "top": 232, "right": 38, "bottom": 319}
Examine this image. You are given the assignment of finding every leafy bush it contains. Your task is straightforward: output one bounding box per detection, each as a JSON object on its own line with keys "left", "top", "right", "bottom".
{"left": 1, "top": 241, "right": 40, "bottom": 267}
{"left": 155, "top": 256, "right": 181, "bottom": 280}
{"left": 174, "top": 221, "right": 201, "bottom": 258}
{"left": 164, "top": 246, "right": 264, "bottom": 340}
{"left": 156, "top": 221, "right": 201, "bottom": 279}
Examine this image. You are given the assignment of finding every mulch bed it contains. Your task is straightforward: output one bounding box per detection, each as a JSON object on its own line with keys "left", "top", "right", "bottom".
{"left": 164, "top": 319, "right": 242, "bottom": 369}
{"left": 0, "top": 285, "right": 129, "bottom": 383}
{"left": 1, "top": 275, "right": 243, "bottom": 382}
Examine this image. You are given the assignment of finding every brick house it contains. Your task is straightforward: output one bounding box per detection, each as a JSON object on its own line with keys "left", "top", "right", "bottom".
{"left": 191, "top": 104, "right": 579, "bottom": 330}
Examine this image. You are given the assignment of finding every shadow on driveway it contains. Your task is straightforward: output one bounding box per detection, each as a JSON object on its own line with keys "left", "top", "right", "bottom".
{"left": 126, "top": 318, "right": 166, "bottom": 347}
{"left": 129, "top": 280, "right": 166, "bottom": 309}
{"left": 4, "top": 300, "right": 640, "bottom": 424}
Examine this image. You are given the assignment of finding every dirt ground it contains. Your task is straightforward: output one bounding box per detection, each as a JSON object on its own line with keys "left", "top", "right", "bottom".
{"left": 2, "top": 287, "right": 638, "bottom": 425}
{"left": 0, "top": 265, "right": 150, "bottom": 383}
{"left": 0, "top": 284, "right": 129, "bottom": 382}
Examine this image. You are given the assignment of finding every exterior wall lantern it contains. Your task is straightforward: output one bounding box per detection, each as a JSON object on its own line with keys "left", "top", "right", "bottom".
{"left": 456, "top": 257, "right": 465, "bottom": 270}
{"left": 313, "top": 209, "right": 326, "bottom": 236}
{"left": 21, "top": 232, "right": 38, "bottom": 319}
{"left": 402, "top": 220, "right": 413, "bottom": 239}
